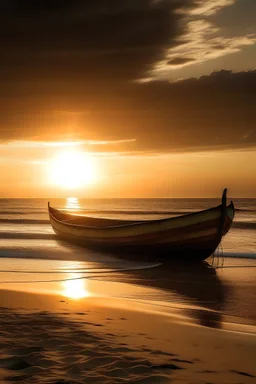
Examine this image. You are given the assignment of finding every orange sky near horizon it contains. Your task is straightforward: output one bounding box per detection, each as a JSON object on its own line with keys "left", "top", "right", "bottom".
{"left": 0, "top": 141, "right": 255, "bottom": 198}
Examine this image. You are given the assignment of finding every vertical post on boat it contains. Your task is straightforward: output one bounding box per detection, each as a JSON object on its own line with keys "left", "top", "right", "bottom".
{"left": 222, "top": 188, "right": 227, "bottom": 208}
{"left": 216, "top": 188, "right": 228, "bottom": 243}
{"left": 212, "top": 189, "right": 228, "bottom": 266}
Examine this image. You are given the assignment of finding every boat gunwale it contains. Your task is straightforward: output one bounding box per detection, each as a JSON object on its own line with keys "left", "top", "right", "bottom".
{"left": 48, "top": 203, "right": 234, "bottom": 231}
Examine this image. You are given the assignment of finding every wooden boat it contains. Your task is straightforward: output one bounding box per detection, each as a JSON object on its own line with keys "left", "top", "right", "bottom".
{"left": 48, "top": 189, "right": 235, "bottom": 261}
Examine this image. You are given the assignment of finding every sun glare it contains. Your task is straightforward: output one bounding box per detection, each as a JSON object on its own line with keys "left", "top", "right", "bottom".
{"left": 62, "top": 278, "right": 89, "bottom": 299}
{"left": 49, "top": 150, "right": 96, "bottom": 189}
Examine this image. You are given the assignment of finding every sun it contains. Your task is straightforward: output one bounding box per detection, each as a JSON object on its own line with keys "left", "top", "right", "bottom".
{"left": 49, "top": 150, "right": 96, "bottom": 189}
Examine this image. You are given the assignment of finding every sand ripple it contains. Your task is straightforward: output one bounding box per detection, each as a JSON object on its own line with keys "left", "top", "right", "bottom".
{"left": 0, "top": 306, "right": 255, "bottom": 384}
{"left": 0, "top": 308, "right": 177, "bottom": 384}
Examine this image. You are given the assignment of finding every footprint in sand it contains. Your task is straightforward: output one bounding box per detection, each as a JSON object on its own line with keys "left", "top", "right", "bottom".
{"left": 152, "top": 363, "right": 183, "bottom": 371}
{"left": 172, "top": 358, "right": 193, "bottom": 364}
{"left": 0, "top": 356, "right": 32, "bottom": 371}
{"left": 231, "top": 370, "right": 255, "bottom": 378}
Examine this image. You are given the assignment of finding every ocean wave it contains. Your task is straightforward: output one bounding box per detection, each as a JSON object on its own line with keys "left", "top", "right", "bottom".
{"left": 223, "top": 252, "right": 256, "bottom": 259}
{"left": 0, "top": 211, "right": 45, "bottom": 215}
{"left": 233, "top": 222, "right": 256, "bottom": 230}
{"left": 0, "top": 219, "right": 49, "bottom": 224}
{"left": 0, "top": 232, "right": 55, "bottom": 240}
{"left": 235, "top": 208, "right": 256, "bottom": 212}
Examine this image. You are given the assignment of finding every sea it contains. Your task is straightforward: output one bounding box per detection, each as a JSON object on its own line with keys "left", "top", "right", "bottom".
{"left": 0, "top": 198, "right": 255, "bottom": 333}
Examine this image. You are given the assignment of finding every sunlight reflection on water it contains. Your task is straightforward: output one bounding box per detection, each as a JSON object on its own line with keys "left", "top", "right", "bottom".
{"left": 62, "top": 276, "right": 89, "bottom": 299}
{"left": 66, "top": 197, "right": 80, "bottom": 210}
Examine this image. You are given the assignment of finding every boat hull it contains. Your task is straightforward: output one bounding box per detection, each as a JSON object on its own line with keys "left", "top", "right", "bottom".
{"left": 52, "top": 231, "right": 217, "bottom": 261}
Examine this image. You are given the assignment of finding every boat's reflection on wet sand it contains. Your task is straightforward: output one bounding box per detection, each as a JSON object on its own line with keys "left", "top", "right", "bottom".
{"left": 95, "top": 257, "right": 226, "bottom": 329}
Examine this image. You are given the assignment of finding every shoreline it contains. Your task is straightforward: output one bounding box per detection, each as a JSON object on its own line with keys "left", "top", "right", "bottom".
{"left": 0, "top": 255, "right": 255, "bottom": 336}
{"left": 1, "top": 283, "right": 256, "bottom": 337}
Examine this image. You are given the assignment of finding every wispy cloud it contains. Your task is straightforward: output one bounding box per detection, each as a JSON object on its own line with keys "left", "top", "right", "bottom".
{"left": 188, "top": 0, "right": 236, "bottom": 16}
{"left": 153, "top": 0, "right": 256, "bottom": 74}
{"left": 156, "top": 20, "right": 256, "bottom": 71}
{"left": 88, "top": 139, "right": 136, "bottom": 146}
{"left": 0, "top": 139, "right": 136, "bottom": 149}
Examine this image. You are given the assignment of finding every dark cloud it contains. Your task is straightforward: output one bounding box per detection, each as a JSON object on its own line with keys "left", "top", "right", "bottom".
{"left": 0, "top": 0, "right": 194, "bottom": 82}
{"left": 0, "top": 70, "right": 255, "bottom": 153}
{"left": 168, "top": 57, "right": 195, "bottom": 65}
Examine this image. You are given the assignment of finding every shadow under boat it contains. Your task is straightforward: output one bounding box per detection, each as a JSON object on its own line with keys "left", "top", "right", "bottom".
{"left": 107, "top": 256, "right": 227, "bottom": 330}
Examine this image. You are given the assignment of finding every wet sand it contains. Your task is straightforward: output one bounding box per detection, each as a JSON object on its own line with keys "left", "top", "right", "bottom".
{"left": 0, "top": 288, "right": 255, "bottom": 384}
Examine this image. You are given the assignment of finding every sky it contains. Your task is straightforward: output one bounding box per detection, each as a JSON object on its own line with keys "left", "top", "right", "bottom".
{"left": 0, "top": 0, "right": 255, "bottom": 198}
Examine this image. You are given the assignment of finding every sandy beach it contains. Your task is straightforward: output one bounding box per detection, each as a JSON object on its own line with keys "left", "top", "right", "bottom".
{"left": 0, "top": 287, "right": 255, "bottom": 384}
